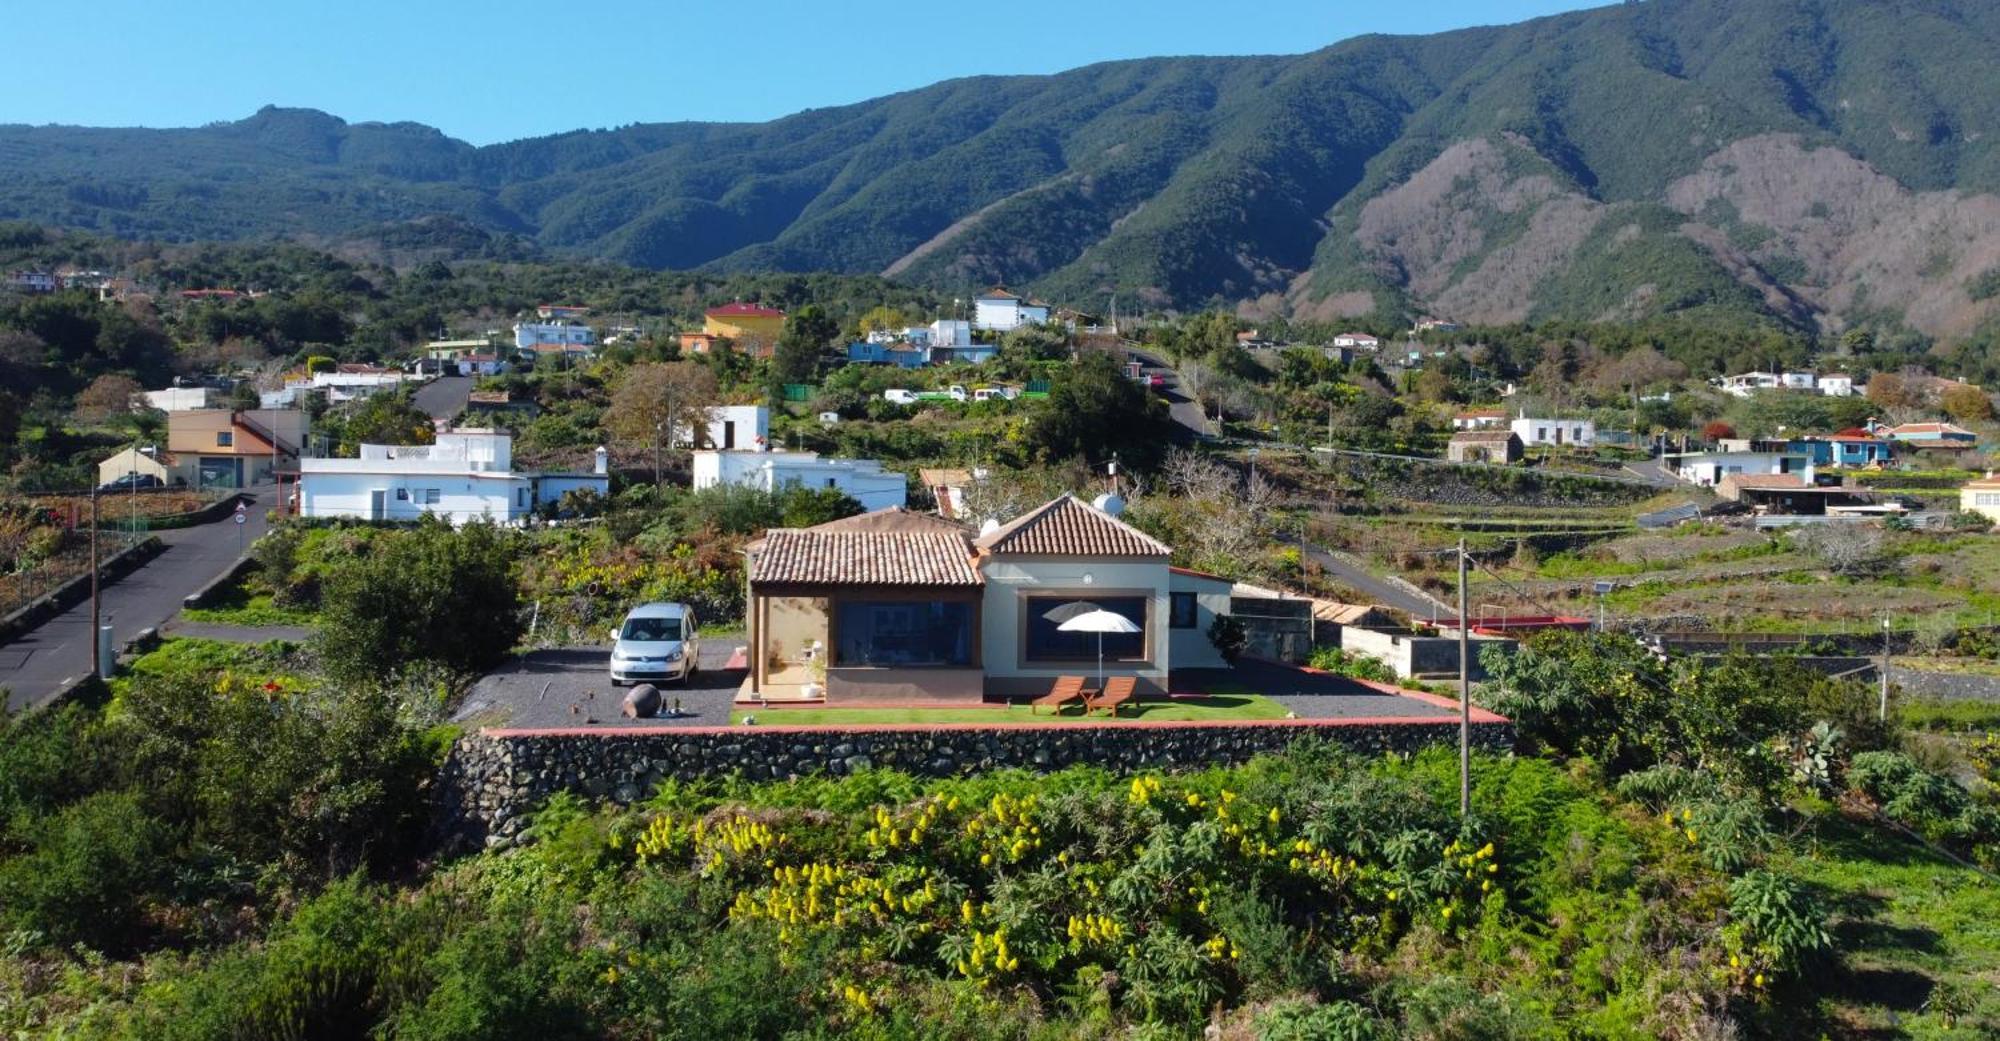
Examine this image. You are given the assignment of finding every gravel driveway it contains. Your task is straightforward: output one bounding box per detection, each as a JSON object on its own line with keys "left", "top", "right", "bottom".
{"left": 455, "top": 643, "right": 746, "bottom": 729}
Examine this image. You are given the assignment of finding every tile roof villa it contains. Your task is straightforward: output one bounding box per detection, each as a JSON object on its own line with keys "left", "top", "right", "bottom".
{"left": 742, "top": 496, "right": 1232, "bottom": 704}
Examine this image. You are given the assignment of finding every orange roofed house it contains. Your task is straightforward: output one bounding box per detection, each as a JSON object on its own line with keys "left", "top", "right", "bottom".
{"left": 161, "top": 409, "right": 308, "bottom": 489}
{"left": 688, "top": 302, "right": 787, "bottom": 358}
{"left": 742, "top": 496, "right": 1238, "bottom": 703}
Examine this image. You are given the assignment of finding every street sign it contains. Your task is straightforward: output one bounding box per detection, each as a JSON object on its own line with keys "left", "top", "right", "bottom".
{"left": 234, "top": 512, "right": 247, "bottom": 525}
{"left": 1592, "top": 580, "right": 1615, "bottom": 596}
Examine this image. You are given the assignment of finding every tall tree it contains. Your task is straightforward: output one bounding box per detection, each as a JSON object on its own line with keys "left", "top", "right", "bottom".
{"left": 75, "top": 374, "right": 142, "bottom": 424}
{"left": 774, "top": 305, "right": 839, "bottom": 385}
{"left": 1028, "top": 352, "right": 1173, "bottom": 472}
{"left": 606, "top": 361, "right": 720, "bottom": 485}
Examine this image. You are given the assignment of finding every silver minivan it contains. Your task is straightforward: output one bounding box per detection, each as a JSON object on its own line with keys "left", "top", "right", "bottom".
{"left": 609, "top": 602, "right": 699, "bottom": 685}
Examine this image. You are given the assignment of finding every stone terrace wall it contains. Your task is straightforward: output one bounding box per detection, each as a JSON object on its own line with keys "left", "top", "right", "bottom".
{"left": 436, "top": 718, "right": 1514, "bottom": 853}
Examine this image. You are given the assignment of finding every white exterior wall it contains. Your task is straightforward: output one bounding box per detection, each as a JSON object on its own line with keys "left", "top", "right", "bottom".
{"left": 299, "top": 469, "right": 530, "bottom": 524}
{"left": 692, "top": 450, "right": 908, "bottom": 511}
{"left": 513, "top": 321, "right": 596, "bottom": 349}
{"left": 1671, "top": 452, "right": 1809, "bottom": 486}
{"left": 973, "top": 299, "right": 1044, "bottom": 332}
{"left": 1821, "top": 376, "right": 1855, "bottom": 397}
{"left": 704, "top": 405, "right": 770, "bottom": 449}
{"left": 1168, "top": 572, "right": 1233, "bottom": 669}
{"left": 1781, "top": 372, "right": 1818, "bottom": 390}
{"left": 1510, "top": 417, "right": 1595, "bottom": 447}
{"left": 979, "top": 558, "right": 1171, "bottom": 686}
{"left": 930, "top": 319, "right": 972, "bottom": 347}
{"left": 143, "top": 388, "right": 213, "bottom": 411}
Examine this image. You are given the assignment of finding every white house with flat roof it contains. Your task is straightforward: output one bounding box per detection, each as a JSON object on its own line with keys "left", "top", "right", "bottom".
{"left": 1511, "top": 414, "right": 1595, "bottom": 448}
{"left": 298, "top": 430, "right": 609, "bottom": 524}
{"left": 675, "top": 404, "right": 769, "bottom": 451}
{"left": 512, "top": 320, "right": 596, "bottom": 353}
{"left": 1667, "top": 449, "right": 1813, "bottom": 488}
{"left": 693, "top": 449, "right": 907, "bottom": 511}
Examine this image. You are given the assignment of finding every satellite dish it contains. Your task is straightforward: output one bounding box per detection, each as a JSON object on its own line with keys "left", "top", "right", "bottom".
{"left": 979, "top": 518, "right": 1001, "bottom": 536}
{"left": 1092, "top": 492, "right": 1126, "bottom": 516}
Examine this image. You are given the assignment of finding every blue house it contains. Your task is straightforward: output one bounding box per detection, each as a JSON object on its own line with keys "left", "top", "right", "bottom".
{"left": 1788, "top": 434, "right": 1893, "bottom": 468}
{"left": 845, "top": 341, "right": 929, "bottom": 369}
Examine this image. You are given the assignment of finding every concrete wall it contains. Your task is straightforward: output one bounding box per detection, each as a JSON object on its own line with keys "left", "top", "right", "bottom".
{"left": 435, "top": 717, "right": 1516, "bottom": 852}
{"left": 980, "top": 558, "right": 1170, "bottom": 693}
{"left": 1340, "top": 626, "right": 1515, "bottom": 680}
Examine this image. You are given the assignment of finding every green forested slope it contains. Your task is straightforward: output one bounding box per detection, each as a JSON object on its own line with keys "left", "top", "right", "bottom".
{"left": 9, "top": 0, "right": 2000, "bottom": 332}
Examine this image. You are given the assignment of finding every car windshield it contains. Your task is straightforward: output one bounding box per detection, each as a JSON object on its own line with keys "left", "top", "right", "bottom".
{"left": 620, "top": 617, "right": 682, "bottom": 642}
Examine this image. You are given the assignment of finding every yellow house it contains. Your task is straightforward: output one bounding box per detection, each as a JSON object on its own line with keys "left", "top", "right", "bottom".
{"left": 702, "top": 302, "right": 786, "bottom": 357}
{"left": 1961, "top": 474, "right": 2000, "bottom": 523}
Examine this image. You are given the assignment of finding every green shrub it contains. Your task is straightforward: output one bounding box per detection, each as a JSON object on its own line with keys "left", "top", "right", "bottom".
{"left": 1255, "top": 999, "right": 1392, "bottom": 1041}
{"left": 0, "top": 791, "right": 170, "bottom": 952}
{"left": 317, "top": 519, "right": 522, "bottom": 679}
{"left": 1725, "top": 870, "right": 1832, "bottom": 977}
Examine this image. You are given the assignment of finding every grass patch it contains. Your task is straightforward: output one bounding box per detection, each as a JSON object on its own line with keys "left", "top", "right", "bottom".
{"left": 181, "top": 592, "right": 316, "bottom": 628}
{"left": 1785, "top": 812, "right": 2000, "bottom": 1034}
{"left": 1900, "top": 696, "right": 2000, "bottom": 732}
{"left": 732, "top": 693, "right": 1291, "bottom": 726}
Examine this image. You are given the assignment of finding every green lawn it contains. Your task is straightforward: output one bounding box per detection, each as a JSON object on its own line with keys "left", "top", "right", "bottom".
{"left": 1786, "top": 813, "right": 2000, "bottom": 1036}
{"left": 731, "top": 693, "right": 1290, "bottom": 726}
{"left": 182, "top": 592, "right": 317, "bottom": 628}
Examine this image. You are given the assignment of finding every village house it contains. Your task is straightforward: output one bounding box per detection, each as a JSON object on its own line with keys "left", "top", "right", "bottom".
{"left": 1882, "top": 421, "right": 1978, "bottom": 456}
{"left": 679, "top": 404, "right": 770, "bottom": 451}
{"left": 1667, "top": 448, "right": 1811, "bottom": 487}
{"left": 740, "top": 495, "right": 1232, "bottom": 703}
{"left": 701, "top": 302, "right": 786, "bottom": 357}
{"left": 1447, "top": 429, "right": 1523, "bottom": 464}
{"left": 297, "top": 430, "right": 608, "bottom": 524}
{"left": 1819, "top": 373, "right": 1856, "bottom": 397}
{"left": 160, "top": 409, "right": 308, "bottom": 489}
{"left": 6, "top": 270, "right": 57, "bottom": 294}
{"left": 693, "top": 449, "right": 908, "bottom": 512}
{"left": 1716, "top": 473, "right": 1872, "bottom": 515}
{"left": 1331, "top": 331, "right": 1380, "bottom": 350}
{"left": 1510, "top": 413, "right": 1595, "bottom": 449}
{"left": 1959, "top": 474, "right": 2000, "bottom": 523}
{"left": 142, "top": 386, "right": 220, "bottom": 412}
{"left": 512, "top": 319, "right": 596, "bottom": 355}
{"left": 1787, "top": 431, "right": 1894, "bottom": 468}
{"left": 972, "top": 287, "right": 1049, "bottom": 332}
{"left": 918, "top": 467, "right": 976, "bottom": 519}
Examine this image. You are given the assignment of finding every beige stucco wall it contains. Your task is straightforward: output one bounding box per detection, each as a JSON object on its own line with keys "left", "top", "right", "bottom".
{"left": 763, "top": 595, "right": 828, "bottom": 675}
{"left": 95, "top": 447, "right": 176, "bottom": 486}
{"left": 980, "top": 557, "right": 1170, "bottom": 690}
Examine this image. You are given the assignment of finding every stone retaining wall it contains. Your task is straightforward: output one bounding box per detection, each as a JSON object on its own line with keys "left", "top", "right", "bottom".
{"left": 436, "top": 717, "right": 1515, "bottom": 853}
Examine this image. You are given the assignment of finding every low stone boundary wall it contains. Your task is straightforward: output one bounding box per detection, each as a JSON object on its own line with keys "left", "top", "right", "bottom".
{"left": 436, "top": 715, "right": 1515, "bottom": 853}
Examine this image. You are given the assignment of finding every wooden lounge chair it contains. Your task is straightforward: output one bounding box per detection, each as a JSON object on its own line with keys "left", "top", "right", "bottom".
{"left": 1089, "top": 676, "right": 1137, "bottom": 717}
{"left": 1030, "top": 675, "right": 1088, "bottom": 715}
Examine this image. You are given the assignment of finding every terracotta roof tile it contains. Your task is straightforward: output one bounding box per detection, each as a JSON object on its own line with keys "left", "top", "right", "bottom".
{"left": 750, "top": 529, "right": 981, "bottom": 586}
{"left": 974, "top": 495, "right": 1170, "bottom": 557}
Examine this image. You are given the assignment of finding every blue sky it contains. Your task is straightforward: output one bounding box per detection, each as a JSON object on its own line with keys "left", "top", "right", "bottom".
{"left": 8, "top": 0, "right": 1599, "bottom": 144}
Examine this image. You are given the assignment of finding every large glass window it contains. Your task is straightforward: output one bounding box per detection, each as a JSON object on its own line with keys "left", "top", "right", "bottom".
{"left": 835, "top": 601, "right": 973, "bottom": 667}
{"left": 1026, "top": 596, "right": 1147, "bottom": 663}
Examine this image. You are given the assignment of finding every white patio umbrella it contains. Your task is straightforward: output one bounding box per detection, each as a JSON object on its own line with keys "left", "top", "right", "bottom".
{"left": 1051, "top": 606, "right": 1141, "bottom": 690}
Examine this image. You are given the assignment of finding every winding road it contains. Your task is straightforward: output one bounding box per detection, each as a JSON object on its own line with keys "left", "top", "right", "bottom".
{"left": 2, "top": 486, "right": 273, "bottom": 711}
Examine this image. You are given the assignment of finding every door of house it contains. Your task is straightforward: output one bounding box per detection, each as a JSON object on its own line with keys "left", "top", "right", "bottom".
{"left": 722, "top": 421, "right": 736, "bottom": 449}
{"left": 369, "top": 489, "right": 386, "bottom": 521}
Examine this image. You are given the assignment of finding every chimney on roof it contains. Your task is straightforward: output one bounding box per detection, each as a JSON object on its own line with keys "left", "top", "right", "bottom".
{"left": 594, "top": 446, "right": 609, "bottom": 475}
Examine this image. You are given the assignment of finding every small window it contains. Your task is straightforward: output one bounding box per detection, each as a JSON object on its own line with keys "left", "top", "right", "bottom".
{"left": 216, "top": 431, "right": 233, "bottom": 447}
{"left": 421, "top": 488, "right": 440, "bottom": 505}
{"left": 1169, "top": 592, "right": 1199, "bottom": 630}
{"left": 395, "top": 488, "right": 410, "bottom": 501}
{"left": 826, "top": 478, "right": 838, "bottom": 489}
{"left": 517, "top": 487, "right": 528, "bottom": 507}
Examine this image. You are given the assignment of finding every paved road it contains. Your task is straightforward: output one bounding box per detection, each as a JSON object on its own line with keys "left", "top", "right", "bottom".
{"left": 413, "top": 375, "right": 474, "bottom": 423}
{"left": 2, "top": 486, "right": 272, "bottom": 711}
{"left": 1286, "top": 536, "right": 1452, "bottom": 618}
{"left": 1124, "top": 346, "right": 1210, "bottom": 439}
{"left": 455, "top": 643, "right": 747, "bottom": 729}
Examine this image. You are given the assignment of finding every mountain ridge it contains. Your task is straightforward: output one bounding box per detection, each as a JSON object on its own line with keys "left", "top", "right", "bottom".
{"left": 9, "top": 0, "right": 2000, "bottom": 337}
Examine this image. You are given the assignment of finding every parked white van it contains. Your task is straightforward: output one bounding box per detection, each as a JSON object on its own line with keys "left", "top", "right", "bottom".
{"left": 882, "top": 389, "right": 918, "bottom": 404}
{"left": 610, "top": 602, "right": 699, "bottom": 685}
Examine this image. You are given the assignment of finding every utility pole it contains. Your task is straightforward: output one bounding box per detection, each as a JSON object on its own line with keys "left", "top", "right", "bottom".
{"left": 1457, "top": 537, "right": 1471, "bottom": 818}
{"left": 89, "top": 486, "right": 101, "bottom": 680}
{"left": 1879, "top": 615, "right": 1891, "bottom": 723}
